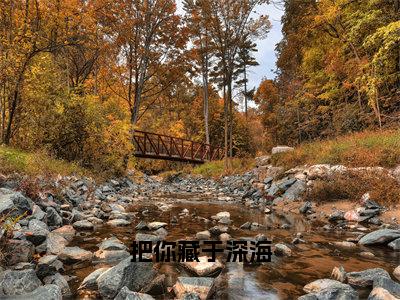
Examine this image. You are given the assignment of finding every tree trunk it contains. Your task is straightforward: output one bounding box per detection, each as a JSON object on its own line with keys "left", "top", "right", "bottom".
{"left": 223, "top": 82, "right": 228, "bottom": 170}
{"left": 202, "top": 62, "right": 210, "bottom": 145}
{"left": 244, "top": 64, "right": 248, "bottom": 120}
{"left": 228, "top": 79, "right": 233, "bottom": 161}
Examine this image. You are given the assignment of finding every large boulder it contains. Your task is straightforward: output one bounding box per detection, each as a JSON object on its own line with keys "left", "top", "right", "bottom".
{"left": 96, "top": 257, "right": 156, "bottom": 299}
{"left": 2, "top": 284, "right": 62, "bottom": 300}
{"left": 371, "top": 277, "right": 400, "bottom": 299}
{"left": 0, "top": 189, "right": 32, "bottom": 217}
{"left": 78, "top": 267, "right": 109, "bottom": 291}
{"left": 388, "top": 238, "right": 400, "bottom": 250}
{"left": 271, "top": 146, "right": 294, "bottom": 155}
{"left": 0, "top": 269, "right": 42, "bottom": 296}
{"left": 346, "top": 268, "right": 390, "bottom": 287}
{"left": 301, "top": 279, "right": 358, "bottom": 300}
{"left": 303, "top": 279, "right": 351, "bottom": 294}
{"left": 358, "top": 229, "right": 400, "bottom": 246}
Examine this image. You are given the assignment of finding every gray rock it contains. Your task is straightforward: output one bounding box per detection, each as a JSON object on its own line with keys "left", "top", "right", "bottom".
{"left": 0, "top": 269, "right": 42, "bottom": 295}
{"left": 46, "top": 233, "right": 68, "bottom": 255}
{"left": 25, "top": 219, "right": 49, "bottom": 245}
{"left": 272, "top": 146, "right": 294, "bottom": 155}
{"left": 299, "top": 201, "right": 313, "bottom": 214}
{"left": 0, "top": 189, "right": 32, "bottom": 217}
{"left": 1, "top": 284, "right": 62, "bottom": 300}
{"left": 78, "top": 267, "right": 109, "bottom": 291}
{"left": 46, "top": 207, "right": 63, "bottom": 228}
{"left": 107, "top": 219, "right": 131, "bottom": 227}
{"left": 135, "top": 221, "right": 149, "bottom": 231}
{"left": 147, "top": 222, "right": 167, "bottom": 230}
{"left": 154, "top": 228, "right": 168, "bottom": 239}
{"left": 135, "top": 233, "right": 161, "bottom": 242}
{"left": 114, "top": 286, "right": 155, "bottom": 300}
{"left": 4, "top": 239, "right": 34, "bottom": 266}
{"left": 43, "top": 273, "right": 70, "bottom": 296}
{"left": 331, "top": 266, "right": 346, "bottom": 283}
{"left": 372, "top": 277, "right": 400, "bottom": 298}
{"left": 51, "top": 225, "right": 75, "bottom": 242}
{"left": 300, "top": 286, "right": 358, "bottom": 300}
{"left": 368, "top": 286, "right": 398, "bottom": 300}
{"left": 388, "top": 238, "right": 400, "bottom": 250}
{"left": 394, "top": 266, "right": 400, "bottom": 281}
{"left": 173, "top": 277, "right": 215, "bottom": 300}
{"left": 58, "top": 247, "right": 93, "bottom": 265}
{"left": 140, "top": 274, "right": 166, "bottom": 295}
{"left": 282, "top": 180, "right": 306, "bottom": 201}
{"left": 72, "top": 220, "right": 94, "bottom": 231}
{"left": 255, "top": 156, "right": 271, "bottom": 167}
{"left": 180, "top": 256, "right": 223, "bottom": 277}
{"left": 358, "top": 229, "right": 400, "bottom": 245}
{"left": 266, "top": 183, "right": 280, "bottom": 197}
{"left": 98, "top": 237, "right": 126, "bottom": 251}
{"left": 274, "top": 244, "right": 292, "bottom": 257}
{"left": 30, "top": 204, "right": 46, "bottom": 221}
{"left": 93, "top": 249, "right": 130, "bottom": 263}
{"left": 347, "top": 268, "right": 390, "bottom": 287}
{"left": 36, "top": 255, "right": 64, "bottom": 279}
{"left": 96, "top": 257, "right": 155, "bottom": 299}
{"left": 240, "top": 222, "right": 251, "bottom": 230}
{"left": 328, "top": 211, "right": 345, "bottom": 222}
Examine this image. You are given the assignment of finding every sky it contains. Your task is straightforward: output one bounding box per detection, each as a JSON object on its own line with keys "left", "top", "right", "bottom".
{"left": 176, "top": 1, "right": 285, "bottom": 91}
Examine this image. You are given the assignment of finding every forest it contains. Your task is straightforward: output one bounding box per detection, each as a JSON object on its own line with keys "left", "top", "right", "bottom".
{"left": 0, "top": 0, "right": 399, "bottom": 175}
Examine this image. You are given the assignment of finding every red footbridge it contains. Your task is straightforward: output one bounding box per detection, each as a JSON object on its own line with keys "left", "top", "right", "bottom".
{"left": 133, "top": 131, "right": 224, "bottom": 164}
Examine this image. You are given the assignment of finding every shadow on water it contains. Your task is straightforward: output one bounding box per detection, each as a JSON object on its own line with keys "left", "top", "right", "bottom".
{"left": 67, "top": 195, "right": 400, "bottom": 299}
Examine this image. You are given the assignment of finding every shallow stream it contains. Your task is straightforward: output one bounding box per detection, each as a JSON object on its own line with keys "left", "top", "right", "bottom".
{"left": 67, "top": 193, "right": 400, "bottom": 299}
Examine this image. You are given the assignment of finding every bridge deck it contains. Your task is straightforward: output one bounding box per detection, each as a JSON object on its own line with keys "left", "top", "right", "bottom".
{"left": 133, "top": 130, "right": 223, "bottom": 164}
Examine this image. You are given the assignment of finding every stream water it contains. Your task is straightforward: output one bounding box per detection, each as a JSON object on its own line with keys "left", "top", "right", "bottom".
{"left": 67, "top": 193, "right": 400, "bottom": 299}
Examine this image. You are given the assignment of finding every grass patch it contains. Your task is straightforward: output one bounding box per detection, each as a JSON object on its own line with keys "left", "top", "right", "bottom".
{"left": 307, "top": 170, "right": 400, "bottom": 206}
{"left": 0, "top": 146, "right": 91, "bottom": 178}
{"left": 190, "top": 158, "right": 255, "bottom": 178}
{"left": 271, "top": 129, "right": 400, "bottom": 169}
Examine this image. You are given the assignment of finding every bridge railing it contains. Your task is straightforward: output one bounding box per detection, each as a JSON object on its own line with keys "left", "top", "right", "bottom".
{"left": 132, "top": 130, "right": 224, "bottom": 163}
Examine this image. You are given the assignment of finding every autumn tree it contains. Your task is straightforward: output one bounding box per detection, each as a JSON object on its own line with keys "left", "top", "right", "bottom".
{"left": 183, "top": 0, "right": 215, "bottom": 145}
{"left": 0, "top": 0, "right": 91, "bottom": 144}
{"left": 99, "top": 0, "right": 187, "bottom": 127}
{"left": 206, "top": 0, "right": 271, "bottom": 168}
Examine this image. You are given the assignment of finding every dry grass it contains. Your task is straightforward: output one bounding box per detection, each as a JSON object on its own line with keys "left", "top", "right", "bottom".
{"left": 190, "top": 158, "right": 256, "bottom": 178}
{"left": 271, "top": 129, "right": 400, "bottom": 169}
{"left": 307, "top": 170, "right": 400, "bottom": 206}
{"left": 0, "top": 146, "right": 92, "bottom": 178}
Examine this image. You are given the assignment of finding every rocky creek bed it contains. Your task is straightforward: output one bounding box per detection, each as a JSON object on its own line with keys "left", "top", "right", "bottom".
{"left": 1, "top": 157, "right": 400, "bottom": 299}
